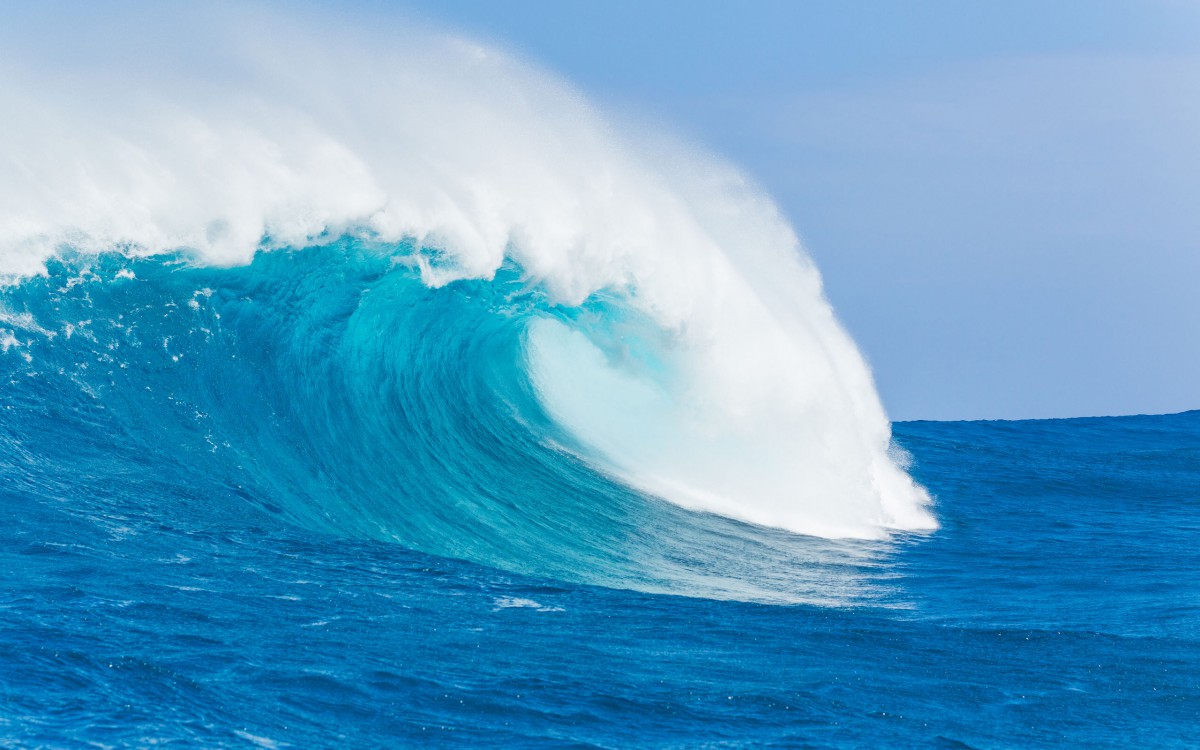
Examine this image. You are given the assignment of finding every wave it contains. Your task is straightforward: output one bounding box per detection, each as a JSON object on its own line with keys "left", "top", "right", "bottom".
{"left": 0, "top": 3, "right": 935, "bottom": 599}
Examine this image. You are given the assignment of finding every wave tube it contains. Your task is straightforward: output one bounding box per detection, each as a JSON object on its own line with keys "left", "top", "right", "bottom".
{"left": 0, "top": 3, "right": 935, "bottom": 598}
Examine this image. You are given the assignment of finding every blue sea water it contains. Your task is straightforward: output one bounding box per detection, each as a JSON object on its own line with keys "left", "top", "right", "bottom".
{"left": 2, "top": 246, "right": 1197, "bottom": 748}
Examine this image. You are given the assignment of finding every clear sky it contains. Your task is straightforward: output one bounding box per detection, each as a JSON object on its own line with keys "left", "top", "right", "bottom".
{"left": 355, "top": 0, "right": 1199, "bottom": 422}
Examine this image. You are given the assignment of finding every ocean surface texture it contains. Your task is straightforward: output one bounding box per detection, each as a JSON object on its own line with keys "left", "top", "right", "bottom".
{"left": 2, "top": 249, "right": 1197, "bottom": 749}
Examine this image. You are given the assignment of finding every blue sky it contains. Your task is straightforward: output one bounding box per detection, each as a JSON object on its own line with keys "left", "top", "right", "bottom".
{"left": 362, "top": 0, "right": 1200, "bottom": 421}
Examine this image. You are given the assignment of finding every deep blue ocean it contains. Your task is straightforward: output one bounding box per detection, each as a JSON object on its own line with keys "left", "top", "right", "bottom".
{"left": 2, "top": 247, "right": 1197, "bottom": 748}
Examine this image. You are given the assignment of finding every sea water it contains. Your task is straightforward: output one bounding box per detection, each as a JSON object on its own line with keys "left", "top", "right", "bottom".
{"left": 1, "top": 249, "right": 1197, "bottom": 748}
{"left": 1, "top": 6, "right": 1196, "bottom": 747}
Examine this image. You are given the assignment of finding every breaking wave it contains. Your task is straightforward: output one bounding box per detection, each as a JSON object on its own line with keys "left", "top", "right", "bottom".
{"left": 0, "top": 3, "right": 934, "bottom": 601}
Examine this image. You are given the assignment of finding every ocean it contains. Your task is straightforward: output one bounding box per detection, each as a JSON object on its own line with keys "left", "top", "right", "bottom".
{"left": 2, "top": 6, "right": 1197, "bottom": 747}
{"left": 2, "top": 248, "right": 1197, "bottom": 748}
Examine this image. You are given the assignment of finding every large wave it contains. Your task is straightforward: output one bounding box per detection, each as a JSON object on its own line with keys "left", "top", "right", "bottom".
{"left": 0, "top": 3, "right": 935, "bottom": 598}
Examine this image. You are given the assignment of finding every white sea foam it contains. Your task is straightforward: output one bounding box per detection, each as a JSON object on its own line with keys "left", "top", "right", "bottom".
{"left": 493, "top": 598, "right": 563, "bottom": 612}
{"left": 0, "top": 3, "right": 935, "bottom": 538}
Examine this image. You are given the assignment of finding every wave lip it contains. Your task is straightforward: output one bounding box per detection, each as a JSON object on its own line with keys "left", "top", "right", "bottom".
{"left": 0, "top": 4, "right": 935, "bottom": 544}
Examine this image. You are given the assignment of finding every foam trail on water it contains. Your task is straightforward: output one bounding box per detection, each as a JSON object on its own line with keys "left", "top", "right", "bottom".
{"left": 0, "top": 2, "right": 935, "bottom": 539}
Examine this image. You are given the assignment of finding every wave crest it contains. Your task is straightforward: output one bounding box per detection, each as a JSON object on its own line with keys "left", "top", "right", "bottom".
{"left": 0, "top": 4, "right": 934, "bottom": 555}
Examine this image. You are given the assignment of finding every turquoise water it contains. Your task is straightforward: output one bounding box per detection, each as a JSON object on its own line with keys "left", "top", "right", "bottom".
{"left": 2, "top": 246, "right": 1197, "bottom": 748}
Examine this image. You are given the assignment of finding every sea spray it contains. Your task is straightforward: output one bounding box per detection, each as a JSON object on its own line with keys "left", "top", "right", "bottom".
{"left": 0, "top": 3, "right": 934, "bottom": 540}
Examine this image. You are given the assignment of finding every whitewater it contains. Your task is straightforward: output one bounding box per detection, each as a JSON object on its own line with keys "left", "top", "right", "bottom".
{"left": 3, "top": 4, "right": 1198, "bottom": 749}
{"left": 0, "top": 3, "right": 932, "bottom": 545}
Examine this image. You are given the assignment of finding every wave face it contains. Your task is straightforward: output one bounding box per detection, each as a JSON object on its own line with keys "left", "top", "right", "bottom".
{"left": 0, "top": 4, "right": 932, "bottom": 598}
{"left": 1, "top": 247, "right": 904, "bottom": 603}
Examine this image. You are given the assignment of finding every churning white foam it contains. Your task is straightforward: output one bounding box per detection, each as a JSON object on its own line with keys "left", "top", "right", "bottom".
{"left": 0, "top": 3, "right": 935, "bottom": 538}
